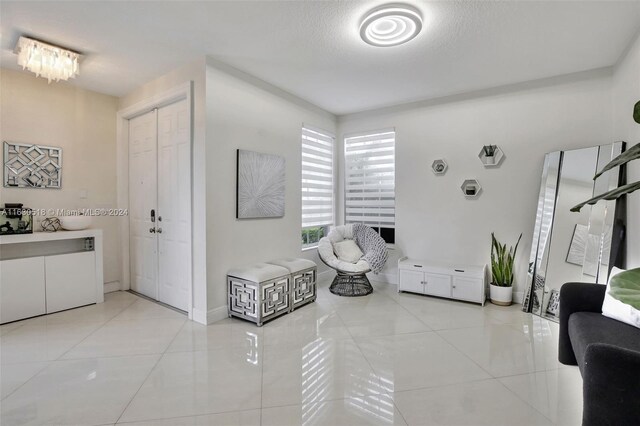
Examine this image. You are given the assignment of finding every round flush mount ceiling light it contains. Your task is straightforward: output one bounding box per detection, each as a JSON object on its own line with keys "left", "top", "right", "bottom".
{"left": 359, "top": 4, "right": 423, "bottom": 47}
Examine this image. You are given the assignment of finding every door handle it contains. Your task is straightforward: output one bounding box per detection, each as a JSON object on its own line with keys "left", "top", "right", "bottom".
{"left": 149, "top": 227, "right": 156, "bottom": 233}
{"left": 150, "top": 209, "right": 155, "bottom": 223}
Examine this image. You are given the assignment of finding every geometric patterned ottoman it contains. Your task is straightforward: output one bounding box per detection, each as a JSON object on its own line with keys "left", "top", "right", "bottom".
{"left": 227, "top": 263, "right": 291, "bottom": 326}
{"left": 268, "top": 258, "right": 317, "bottom": 311}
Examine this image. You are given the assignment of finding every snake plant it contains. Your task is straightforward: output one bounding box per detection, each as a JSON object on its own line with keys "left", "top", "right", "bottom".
{"left": 571, "top": 102, "right": 640, "bottom": 212}
{"left": 491, "top": 233, "right": 522, "bottom": 287}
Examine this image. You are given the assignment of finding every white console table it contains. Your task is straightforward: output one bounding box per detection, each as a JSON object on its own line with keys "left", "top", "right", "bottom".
{"left": 0, "top": 230, "right": 104, "bottom": 324}
{"left": 397, "top": 257, "right": 487, "bottom": 305}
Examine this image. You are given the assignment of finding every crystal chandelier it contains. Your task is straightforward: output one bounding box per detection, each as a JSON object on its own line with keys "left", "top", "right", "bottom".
{"left": 15, "top": 36, "right": 80, "bottom": 83}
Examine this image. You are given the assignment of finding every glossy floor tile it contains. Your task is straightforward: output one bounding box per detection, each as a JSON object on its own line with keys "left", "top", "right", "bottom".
{"left": 0, "top": 285, "right": 583, "bottom": 426}
{"left": 438, "top": 323, "right": 561, "bottom": 377}
{"left": 499, "top": 368, "right": 583, "bottom": 425}
{"left": 356, "top": 331, "right": 492, "bottom": 392}
{"left": 166, "top": 318, "right": 263, "bottom": 353}
{"left": 0, "top": 321, "right": 103, "bottom": 365}
{"left": 61, "top": 317, "right": 186, "bottom": 359}
{"left": 1, "top": 354, "right": 159, "bottom": 426}
{"left": 392, "top": 379, "right": 553, "bottom": 425}
{"left": 0, "top": 361, "right": 49, "bottom": 399}
{"left": 118, "top": 409, "right": 261, "bottom": 425}
{"left": 119, "top": 348, "right": 263, "bottom": 422}
{"left": 262, "top": 338, "right": 379, "bottom": 407}
{"left": 261, "top": 394, "right": 407, "bottom": 426}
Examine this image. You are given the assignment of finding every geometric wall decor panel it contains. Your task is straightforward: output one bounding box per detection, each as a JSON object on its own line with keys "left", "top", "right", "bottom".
{"left": 3, "top": 141, "right": 62, "bottom": 188}
{"left": 236, "top": 149, "right": 285, "bottom": 219}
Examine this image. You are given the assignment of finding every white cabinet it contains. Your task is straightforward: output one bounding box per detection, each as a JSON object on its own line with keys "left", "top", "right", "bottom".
{"left": 0, "top": 257, "right": 46, "bottom": 323}
{"left": 45, "top": 252, "right": 96, "bottom": 313}
{"left": 0, "top": 230, "right": 104, "bottom": 324}
{"left": 424, "top": 272, "right": 452, "bottom": 298}
{"left": 398, "top": 258, "right": 487, "bottom": 305}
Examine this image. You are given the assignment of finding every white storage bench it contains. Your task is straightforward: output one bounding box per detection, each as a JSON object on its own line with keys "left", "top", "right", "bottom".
{"left": 228, "top": 263, "right": 291, "bottom": 326}
{"left": 228, "top": 258, "right": 317, "bottom": 326}
{"left": 398, "top": 257, "right": 487, "bottom": 305}
{"left": 269, "top": 258, "right": 317, "bottom": 310}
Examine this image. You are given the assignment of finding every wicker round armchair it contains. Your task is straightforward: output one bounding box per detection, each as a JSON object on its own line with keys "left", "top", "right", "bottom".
{"left": 317, "top": 224, "right": 387, "bottom": 297}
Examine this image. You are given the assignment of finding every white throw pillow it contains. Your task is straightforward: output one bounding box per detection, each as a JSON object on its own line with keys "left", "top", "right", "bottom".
{"left": 602, "top": 267, "right": 640, "bottom": 329}
{"left": 333, "top": 240, "right": 364, "bottom": 264}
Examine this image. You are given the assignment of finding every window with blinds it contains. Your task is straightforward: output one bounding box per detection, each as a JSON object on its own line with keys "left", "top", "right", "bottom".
{"left": 344, "top": 129, "right": 395, "bottom": 243}
{"left": 301, "top": 125, "right": 335, "bottom": 248}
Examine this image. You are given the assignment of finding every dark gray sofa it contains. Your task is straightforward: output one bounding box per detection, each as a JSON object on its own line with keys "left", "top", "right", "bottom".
{"left": 559, "top": 282, "right": 640, "bottom": 426}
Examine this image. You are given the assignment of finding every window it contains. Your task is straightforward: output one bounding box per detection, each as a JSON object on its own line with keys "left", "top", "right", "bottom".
{"left": 344, "top": 129, "right": 395, "bottom": 244}
{"left": 301, "top": 125, "right": 335, "bottom": 248}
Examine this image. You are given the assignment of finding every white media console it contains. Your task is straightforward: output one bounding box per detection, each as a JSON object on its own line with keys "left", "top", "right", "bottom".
{"left": 397, "top": 257, "right": 487, "bottom": 305}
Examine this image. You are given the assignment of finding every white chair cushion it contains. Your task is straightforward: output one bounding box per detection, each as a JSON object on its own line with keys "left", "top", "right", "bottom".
{"left": 333, "top": 240, "right": 363, "bottom": 263}
{"left": 318, "top": 235, "right": 370, "bottom": 273}
{"left": 268, "top": 258, "right": 316, "bottom": 273}
{"left": 228, "top": 263, "right": 289, "bottom": 283}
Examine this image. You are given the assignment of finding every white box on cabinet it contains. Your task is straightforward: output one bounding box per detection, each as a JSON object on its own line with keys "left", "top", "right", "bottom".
{"left": 45, "top": 251, "right": 97, "bottom": 314}
{"left": 398, "top": 258, "right": 487, "bottom": 305}
{"left": 0, "top": 257, "right": 46, "bottom": 323}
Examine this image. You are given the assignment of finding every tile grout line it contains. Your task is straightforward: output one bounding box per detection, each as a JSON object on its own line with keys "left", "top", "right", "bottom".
{"left": 0, "top": 295, "right": 140, "bottom": 402}
{"left": 493, "top": 373, "right": 557, "bottom": 424}
{"left": 113, "top": 316, "right": 188, "bottom": 424}
{"left": 333, "top": 297, "right": 411, "bottom": 426}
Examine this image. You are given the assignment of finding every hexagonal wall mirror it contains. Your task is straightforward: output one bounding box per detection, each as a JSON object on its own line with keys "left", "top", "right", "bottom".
{"left": 431, "top": 159, "right": 448, "bottom": 175}
{"left": 461, "top": 179, "right": 482, "bottom": 198}
{"left": 478, "top": 145, "right": 505, "bottom": 168}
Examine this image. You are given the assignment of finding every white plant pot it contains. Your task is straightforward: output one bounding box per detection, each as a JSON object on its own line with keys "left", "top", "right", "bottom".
{"left": 490, "top": 284, "right": 512, "bottom": 306}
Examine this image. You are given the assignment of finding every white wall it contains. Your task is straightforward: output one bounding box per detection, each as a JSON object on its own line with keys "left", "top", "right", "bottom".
{"left": 0, "top": 69, "right": 120, "bottom": 287}
{"left": 337, "top": 71, "right": 614, "bottom": 300}
{"left": 612, "top": 33, "right": 640, "bottom": 269}
{"left": 204, "top": 59, "right": 337, "bottom": 314}
{"left": 118, "top": 58, "right": 209, "bottom": 321}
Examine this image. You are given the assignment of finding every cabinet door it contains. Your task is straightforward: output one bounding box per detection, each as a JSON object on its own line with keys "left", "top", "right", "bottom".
{"left": 45, "top": 252, "right": 96, "bottom": 313}
{"left": 452, "top": 277, "right": 483, "bottom": 303}
{"left": 399, "top": 270, "right": 425, "bottom": 294}
{"left": 424, "top": 273, "right": 452, "bottom": 298}
{"left": 0, "top": 257, "right": 46, "bottom": 323}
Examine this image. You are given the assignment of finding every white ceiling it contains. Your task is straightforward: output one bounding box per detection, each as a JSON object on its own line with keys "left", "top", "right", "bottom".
{"left": 1, "top": 1, "right": 639, "bottom": 115}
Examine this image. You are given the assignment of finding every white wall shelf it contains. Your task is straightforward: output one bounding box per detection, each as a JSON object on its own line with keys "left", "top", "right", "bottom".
{"left": 431, "top": 159, "right": 448, "bottom": 175}
{"left": 461, "top": 179, "right": 482, "bottom": 198}
{"left": 478, "top": 145, "right": 505, "bottom": 168}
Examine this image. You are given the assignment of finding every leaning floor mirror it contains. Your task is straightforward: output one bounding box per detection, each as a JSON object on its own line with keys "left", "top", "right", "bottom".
{"left": 523, "top": 142, "right": 626, "bottom": 321}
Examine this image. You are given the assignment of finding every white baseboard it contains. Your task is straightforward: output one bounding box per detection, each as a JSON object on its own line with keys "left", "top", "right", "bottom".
{"left": 192, "top": 306, "right": 229, "bottom": 325}
{"left": 103, "top": 281, "right": 121, "bottom": 293}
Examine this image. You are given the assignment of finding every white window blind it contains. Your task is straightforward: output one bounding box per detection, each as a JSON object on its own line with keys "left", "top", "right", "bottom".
{"left": 301, "top": 126, "right": 335, "bottom": 228}
{"left": 344, "top": 129, "right": 395, "bottom": 229}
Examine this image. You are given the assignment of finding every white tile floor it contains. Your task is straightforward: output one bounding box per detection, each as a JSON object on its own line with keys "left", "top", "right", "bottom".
{"left": 0, "top": 279, "right": 583, "bottom": 426}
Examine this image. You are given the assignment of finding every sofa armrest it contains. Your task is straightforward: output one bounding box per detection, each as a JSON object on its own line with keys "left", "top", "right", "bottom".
{"left": 558, "top": 283, "right": 606, "bottom": 365}
{"left": 582, "top": 343, "right": 640, "bottom": 426}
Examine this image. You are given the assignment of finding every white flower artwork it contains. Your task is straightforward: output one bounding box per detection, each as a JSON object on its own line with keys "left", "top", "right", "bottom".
{"left": 236, "top": 149, "right": 285, "bottom": 219}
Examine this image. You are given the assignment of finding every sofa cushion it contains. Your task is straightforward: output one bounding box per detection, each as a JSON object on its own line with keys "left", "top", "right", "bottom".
{"left": 568, "top": 312, "right": 640, "bottom": 372}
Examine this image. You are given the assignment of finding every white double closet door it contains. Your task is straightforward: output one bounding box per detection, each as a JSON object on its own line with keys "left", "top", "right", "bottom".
{"left": 129, "top": 99, "right": 191, "bottom": 312}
